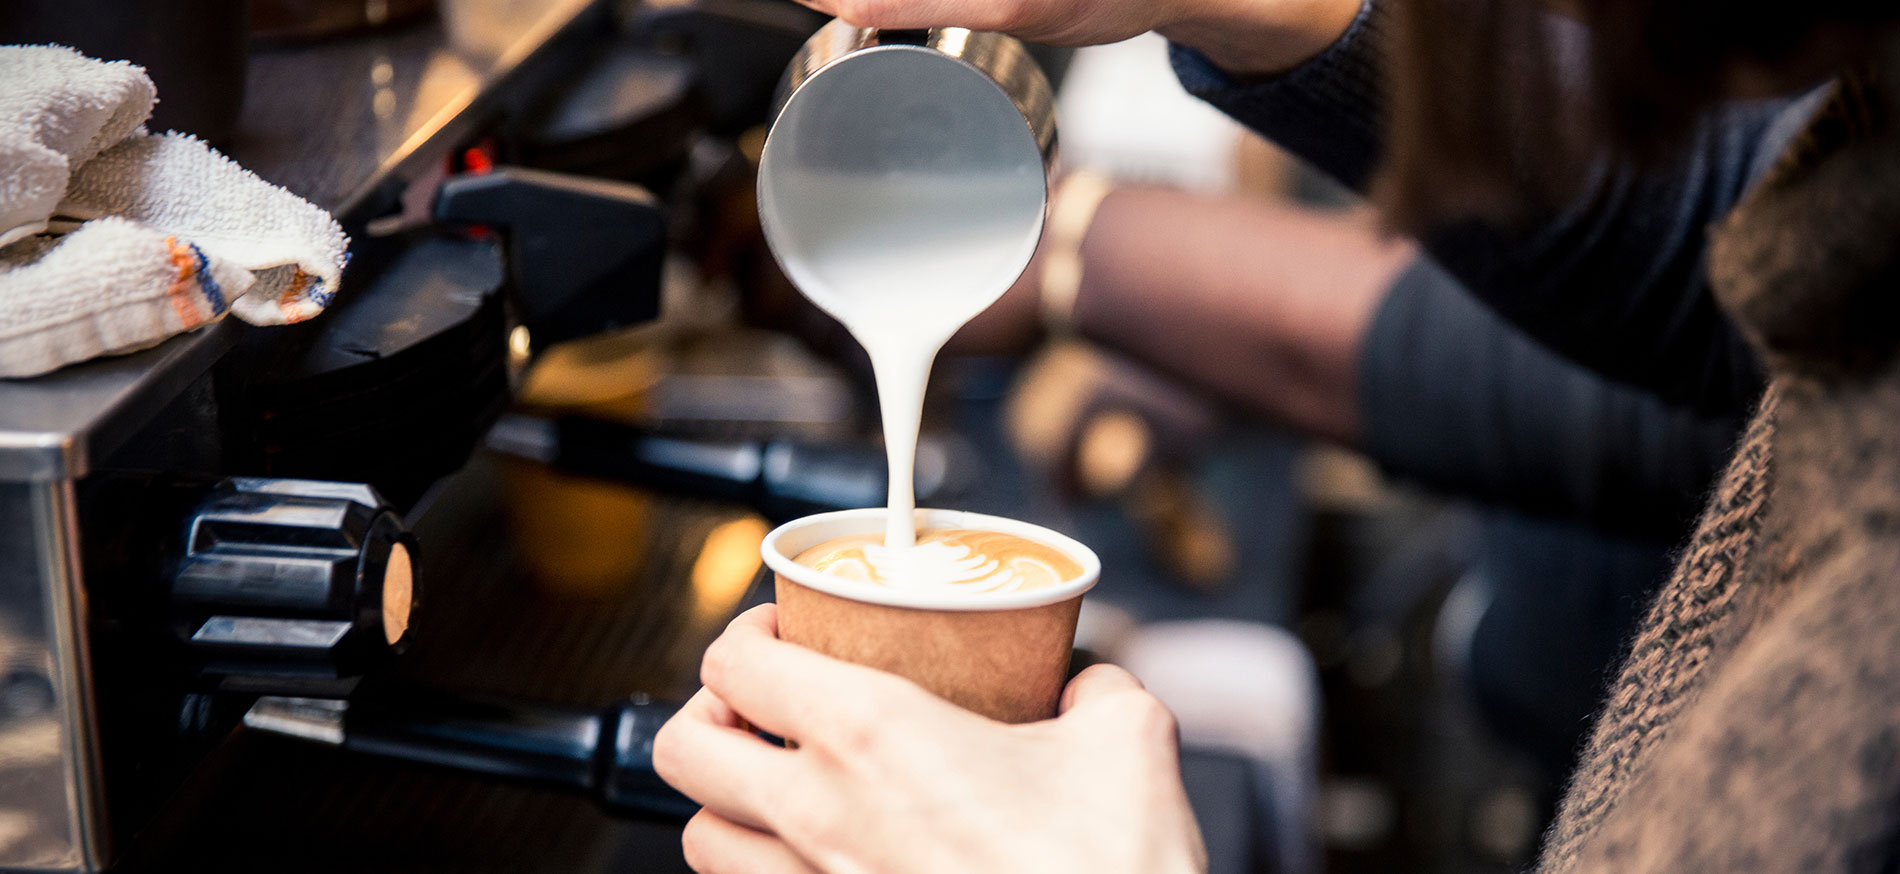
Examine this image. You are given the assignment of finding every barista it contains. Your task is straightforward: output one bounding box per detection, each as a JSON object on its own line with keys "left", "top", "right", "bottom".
{"left": 657, "top": 0, "right": 1900, "bottom": 870}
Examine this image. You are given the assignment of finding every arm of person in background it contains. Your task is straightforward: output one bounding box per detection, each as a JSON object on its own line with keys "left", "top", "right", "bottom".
{"left": 653, "top": 604, "right": 1208, "bottom": 874}
{"left": 959, "top": 188, "right": 1413, "bottom": 446}
{"left": 1358, "top": 258, "right": 1746, "bottom": 535}
{"left": 1166, "top": 0, "right": 1822, "bottom": 416}
{"left": 957, "top": 185, "right": 1745, "bottom": 536}
{"left": 803, "top": 0, "right": 1805, "bottom": 416}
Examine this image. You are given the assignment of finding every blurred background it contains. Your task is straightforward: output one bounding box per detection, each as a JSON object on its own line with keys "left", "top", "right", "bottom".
{"left": 0, "top": 1, "right": 1677, "bottom": 872}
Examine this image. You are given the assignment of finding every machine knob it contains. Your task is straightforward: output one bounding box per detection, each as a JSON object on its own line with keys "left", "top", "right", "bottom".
{"left": 171, "top": 478, "right": 418, "bottom": 683}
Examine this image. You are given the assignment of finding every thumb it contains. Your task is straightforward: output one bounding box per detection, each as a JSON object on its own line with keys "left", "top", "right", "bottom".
{"left": 1058, "top": 663, "right": 1146, "bottom": 715}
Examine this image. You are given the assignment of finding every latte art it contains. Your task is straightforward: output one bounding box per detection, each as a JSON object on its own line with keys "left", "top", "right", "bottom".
{"left": 794, "top": 528, "right": 1083, "bottom": 593}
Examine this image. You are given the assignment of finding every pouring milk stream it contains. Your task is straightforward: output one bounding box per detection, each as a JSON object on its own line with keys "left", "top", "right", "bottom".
{"left": 757, "top": 29, "right": 1052, "bottom": 565}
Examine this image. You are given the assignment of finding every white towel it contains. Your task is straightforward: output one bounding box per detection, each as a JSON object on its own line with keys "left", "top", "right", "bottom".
{"left": 0, "top": 45, "right": 348, "bottom": 379}
{"left": 0, "top": 46, "right": 154, "bottom": 248}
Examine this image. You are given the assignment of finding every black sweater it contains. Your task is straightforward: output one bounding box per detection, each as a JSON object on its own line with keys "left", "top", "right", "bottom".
{"left": 1170, "top": 0, "right": 1825, "bottom": 531}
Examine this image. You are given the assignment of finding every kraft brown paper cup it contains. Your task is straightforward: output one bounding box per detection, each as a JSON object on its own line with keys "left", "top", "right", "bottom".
{"left": 760, "top": 508, "right": 1102, "bottom": 724}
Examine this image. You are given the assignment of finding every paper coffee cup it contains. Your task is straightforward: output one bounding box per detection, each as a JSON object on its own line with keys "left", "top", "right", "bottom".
{"left": 760, "top": 508, "right": 1101, "bottom": 724}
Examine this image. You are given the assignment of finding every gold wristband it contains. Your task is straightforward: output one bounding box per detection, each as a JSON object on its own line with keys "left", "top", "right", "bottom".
{"left": 1038, "top": 170, "right": 1115, "bottom": 335}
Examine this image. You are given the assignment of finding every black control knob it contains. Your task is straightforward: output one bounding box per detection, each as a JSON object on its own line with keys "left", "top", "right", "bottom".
{"left": 171, "top": 478, "right": 418, "bottom": 683}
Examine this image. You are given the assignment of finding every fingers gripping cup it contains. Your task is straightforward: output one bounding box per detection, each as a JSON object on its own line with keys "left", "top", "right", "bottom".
{"left": 762, "top": 509, "right": 1100, "bottom": 724}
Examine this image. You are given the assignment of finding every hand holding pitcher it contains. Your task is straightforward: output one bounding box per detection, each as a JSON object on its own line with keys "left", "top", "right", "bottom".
{"left": 786, "top": 0, "right": 1364, "bottom": 74}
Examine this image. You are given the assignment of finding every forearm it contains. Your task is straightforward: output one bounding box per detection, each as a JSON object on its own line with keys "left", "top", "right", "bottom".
{"left": 1067, "top": 188, "right": 1412, "bottom": 445}
{"left": 1158, "top": 0, "right": 1365, "bottom": 75}
{"left": 964, "top": 186, "right": 1741, "bottom": 533}
{"left": 1171, "top": 0, "right": 1389, "bottom": 189}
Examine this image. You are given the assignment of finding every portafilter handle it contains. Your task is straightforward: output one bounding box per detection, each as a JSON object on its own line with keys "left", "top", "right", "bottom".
{"left": 243, "top": 689, "right": 696, "bottom": 822}
{"left": 486, "top": 413, "right": 954, "bottom": 522}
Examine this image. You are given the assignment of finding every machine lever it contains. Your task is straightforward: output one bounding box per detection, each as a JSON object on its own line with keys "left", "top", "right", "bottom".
{"left": 434, "top": 166, "right": 666, "bottom": 349}
{"left": 245, "top": 689, "right": 696, "bottom": 822}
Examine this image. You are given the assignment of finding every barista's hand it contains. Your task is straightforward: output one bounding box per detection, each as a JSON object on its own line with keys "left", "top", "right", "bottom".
{"left": 653, "top": 604, "right": 1208, "bottom": 874}
{"left": 791, "top": 0, "right": 1362, "bottom": 75}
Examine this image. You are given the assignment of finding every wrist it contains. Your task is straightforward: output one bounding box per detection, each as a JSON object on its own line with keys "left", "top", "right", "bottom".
{"left": 1157, "top": 0, "right": 1363, "bottom": 76}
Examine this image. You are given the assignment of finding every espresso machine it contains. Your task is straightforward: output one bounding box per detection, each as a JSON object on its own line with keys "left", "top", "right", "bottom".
{"left": 0, "top": 1, "right": 895, "bottom": 870}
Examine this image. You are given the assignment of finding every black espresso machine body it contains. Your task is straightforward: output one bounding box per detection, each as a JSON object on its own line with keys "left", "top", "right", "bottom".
{"left": 0, "top": 0, "right": 773, "bottom": 867}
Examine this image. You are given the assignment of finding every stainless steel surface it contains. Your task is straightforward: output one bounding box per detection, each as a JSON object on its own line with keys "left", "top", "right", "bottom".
{"left": 0, "top": 0, "right": 605, "bottom": 484}
{"left": 0, "top": 324, "right": 236, "bottom": 483}
{"left": 237, "top": 0, "right": 603, "bottom": 219}
{"left": 0, "top": 482, "right": 105, "bottom": 872}
{"left": 771, "top": 23, "right": 1057, "bottom": 171}
{"left": 244, "top": 697, "right": 348, "bottom": 746}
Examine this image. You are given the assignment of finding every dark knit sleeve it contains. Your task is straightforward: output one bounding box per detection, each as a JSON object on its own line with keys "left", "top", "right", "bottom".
{"left": 1416, "top": 94, "right": 1816, "bottom": 415}
{"left": 1173, "top": 1, "right": 1826, "bottom": 415}
{"left": 1358, "top": 257, "right": 1746, "bottom": 537}
{"left": 1169, "top": 0, "right": 1387, "bottom": 190}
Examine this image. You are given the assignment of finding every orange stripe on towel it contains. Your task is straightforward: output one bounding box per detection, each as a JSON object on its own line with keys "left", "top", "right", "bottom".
{"left": 278, "top": 270, "right": 312, "bottom": 324}
{"left": 163, "top": 236, "right": 202, "bottom": 329}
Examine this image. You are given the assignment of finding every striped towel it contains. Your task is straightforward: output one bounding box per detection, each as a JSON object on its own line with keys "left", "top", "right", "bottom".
{"left": 0, "top": 45, "right": 347, "bottom": 378}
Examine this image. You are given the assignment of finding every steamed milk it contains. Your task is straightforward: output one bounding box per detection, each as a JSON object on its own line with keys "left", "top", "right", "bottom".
{"left": 794, "top": 528, "right": 1082, "bottom": 593}
{"left": 764, "top": 168, "right": 1041, "bottom": 557}
{"left": 758, "top": 46, "right": 1047, "bottom": 579}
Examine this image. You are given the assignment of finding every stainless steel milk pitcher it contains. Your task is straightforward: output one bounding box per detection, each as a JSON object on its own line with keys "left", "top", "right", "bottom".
{"left": 755, "top": 21, "right": 1059, "bottom": 308}
{"left": 770, "top": 23, "right": 1058, "bottom": 171}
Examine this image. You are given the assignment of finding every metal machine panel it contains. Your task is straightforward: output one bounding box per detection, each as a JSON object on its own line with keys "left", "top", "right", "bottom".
{"left": 0, "top": 482, "right": 104, "bottom": 871}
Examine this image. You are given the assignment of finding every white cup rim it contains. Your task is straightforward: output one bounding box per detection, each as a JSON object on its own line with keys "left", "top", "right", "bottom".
{"left": 761, "top": 508, "right": 1101, "bottom": 611}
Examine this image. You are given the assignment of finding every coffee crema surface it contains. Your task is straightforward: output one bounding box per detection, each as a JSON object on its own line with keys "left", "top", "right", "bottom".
{"left": 793, "top": 528, "right": 1083, "bottom": 593}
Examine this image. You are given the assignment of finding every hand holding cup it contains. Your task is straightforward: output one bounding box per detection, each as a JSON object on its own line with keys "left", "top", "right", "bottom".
{"left": 653, "top": 604, "right": 1208, "bottom": 874}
